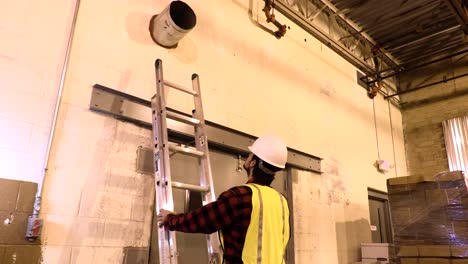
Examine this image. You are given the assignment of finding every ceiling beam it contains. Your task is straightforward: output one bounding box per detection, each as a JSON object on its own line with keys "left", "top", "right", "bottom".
{"left": 443, "top": 0, "right": 468, "bottom": 34}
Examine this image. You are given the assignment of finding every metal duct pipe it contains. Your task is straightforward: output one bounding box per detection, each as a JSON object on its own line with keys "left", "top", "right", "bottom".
{"left": 33, "top": 0, "right": 81, "bottom": 216}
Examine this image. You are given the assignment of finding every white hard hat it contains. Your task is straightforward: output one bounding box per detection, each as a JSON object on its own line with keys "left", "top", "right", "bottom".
{"left": 248, "top": 135, "right": 287, "bottom": 169}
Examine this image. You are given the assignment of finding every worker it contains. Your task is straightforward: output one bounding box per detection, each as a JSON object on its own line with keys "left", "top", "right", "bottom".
{"left": 157, "top": 134, "right": 290, "bottom": 264}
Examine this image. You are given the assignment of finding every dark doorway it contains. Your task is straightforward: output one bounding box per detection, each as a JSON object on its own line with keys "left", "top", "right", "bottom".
{"left": 368, "top": 188, "right": 392, "bottom": 243}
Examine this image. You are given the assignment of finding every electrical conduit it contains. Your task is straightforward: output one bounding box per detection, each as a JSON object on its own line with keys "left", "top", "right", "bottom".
{"left": 33, "top": 0, "right": 81, "bottom": 217}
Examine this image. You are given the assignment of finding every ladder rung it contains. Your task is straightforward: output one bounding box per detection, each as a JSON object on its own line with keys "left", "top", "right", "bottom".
{"left": 168, "top": 142, "right": 205, "bottom": 157}
{"left": 164, "top": 80, "right": 197, "bottom": 96}
{"left": 172, "top": 181, "right": 210, "bottom": 192}
{"left": 167, "top": 111, "right": 201, "bottom": 125}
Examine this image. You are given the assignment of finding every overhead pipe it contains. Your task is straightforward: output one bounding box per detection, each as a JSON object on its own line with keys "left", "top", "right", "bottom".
{"left": 396, "top": 41, "right": 465, "bottom": 64}
{"left": 362, "top": 25, "right": 461, "bottom": 62}
{"left": 362, "top": 47, "right": 468, "bottom": 84}
{"left": 385, "top": 72, "right": 468, "bottom": 99}
{"left": 402, "top": 87, "right": 468, "bottom": 109}
{"left": 396, "top": 41, "right": 462, "bottom": 63}
{"left": 27, "top": 0, "right": 81, "bottom": 241}
{"left": 263, "top": 0, "right": 287, "bottom": 38}
{"left": 386, "top": 25, "right": 461, "bottom": 53}
{"left": 371, "top": 46, "right": 468, "bottom": 91}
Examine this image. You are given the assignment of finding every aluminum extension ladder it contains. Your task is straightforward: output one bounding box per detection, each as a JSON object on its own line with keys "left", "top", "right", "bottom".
{"left": 151, "top": 59, "right": 221, "bottom": 264}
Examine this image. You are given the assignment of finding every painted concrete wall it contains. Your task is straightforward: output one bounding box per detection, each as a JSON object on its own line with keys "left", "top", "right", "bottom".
{"left": 2, "top": 0, "right": 408, "bottom": 263}
{"left": 0, "top": 0, "right": 76, "bottom": 186}
{"left": 400, "top": 53, "right": 468, "bottom": 176}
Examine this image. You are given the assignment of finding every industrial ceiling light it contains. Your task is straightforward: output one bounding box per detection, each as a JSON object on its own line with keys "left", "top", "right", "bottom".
{"left": 149, "top": 1, "right": 197, "bottom": 48}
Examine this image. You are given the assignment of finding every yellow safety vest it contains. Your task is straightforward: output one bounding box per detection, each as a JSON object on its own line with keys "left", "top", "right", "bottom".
{"left": 220, "top": 183, "right": 290, "bottom": 264}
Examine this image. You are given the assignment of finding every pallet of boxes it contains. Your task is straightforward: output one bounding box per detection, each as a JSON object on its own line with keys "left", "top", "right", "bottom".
{"left": 387, "top": 171, "right": 468, "bottom": 264}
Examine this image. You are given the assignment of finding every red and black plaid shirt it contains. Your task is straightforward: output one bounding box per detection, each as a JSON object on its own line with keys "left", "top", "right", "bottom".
{"left": 163, "top": 178, "right": 271, "bottom": 263}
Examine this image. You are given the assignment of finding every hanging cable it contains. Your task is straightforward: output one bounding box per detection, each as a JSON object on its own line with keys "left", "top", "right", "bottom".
{"left": 373, "top": 99, "right": 381, "bottom": 160}
{"left": 387, "top": 98, "right": 398, "bottom": 176}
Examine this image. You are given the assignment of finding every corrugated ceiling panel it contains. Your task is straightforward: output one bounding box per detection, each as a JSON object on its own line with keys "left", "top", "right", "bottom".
{"left": 327, "top": 0, "right": 465, "bottom": 64}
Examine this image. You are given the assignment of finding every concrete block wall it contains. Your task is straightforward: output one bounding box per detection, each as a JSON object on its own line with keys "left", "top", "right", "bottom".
{"left": 4, "top": 0, "right": 408, "bottom": 263}
{"left": 0, "top": 0, "right": 77, "bottom": 186}
{"left": 40, "top": 111, "right": 154, "bottom": 262}
{"left": 0, "top": 178, "right": 41, "bottom": 264}
{"left": 400, "top": 54, "right": 468, "bottom": 176}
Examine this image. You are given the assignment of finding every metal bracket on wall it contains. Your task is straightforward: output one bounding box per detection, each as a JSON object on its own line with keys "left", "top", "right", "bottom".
{"left": 89, "top": 84, "right": 322, "bottom": 173}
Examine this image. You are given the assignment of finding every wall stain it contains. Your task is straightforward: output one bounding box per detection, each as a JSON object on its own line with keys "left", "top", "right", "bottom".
{"left": 322, "top": 158, "right": 348, "bottom": 205}
{"left": 0, "top": 54, "right": 14, "bottom": 61}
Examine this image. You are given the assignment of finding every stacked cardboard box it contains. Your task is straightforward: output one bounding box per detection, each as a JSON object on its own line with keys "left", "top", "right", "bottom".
{"left": 387, "top": 171, "right": 468, "bottom": 263}
{"left": 398, "top": 245, "right": 468, "bottom": 263}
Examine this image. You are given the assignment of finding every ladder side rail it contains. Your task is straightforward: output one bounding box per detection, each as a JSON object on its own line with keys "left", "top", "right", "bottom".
{"left": 191, "top": 74, "right": 216, "bottom": 203}
{"left": 151, "top": 97, "right": 172, "bottom": 264}
{"left": 154, "top": 59, "right": 178, "bottom": 264}
{"left": 191, "top": 74, "right": 222, "bottom": 264}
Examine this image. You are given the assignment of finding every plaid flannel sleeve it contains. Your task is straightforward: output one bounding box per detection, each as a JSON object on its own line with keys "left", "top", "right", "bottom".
{"left": 163, "top": 186, "right": 249, "bottom": 234}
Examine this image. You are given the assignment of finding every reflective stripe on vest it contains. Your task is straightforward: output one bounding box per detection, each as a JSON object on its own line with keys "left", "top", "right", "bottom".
{"left": 219, "top": 184, "right": 290, "bottom": 264}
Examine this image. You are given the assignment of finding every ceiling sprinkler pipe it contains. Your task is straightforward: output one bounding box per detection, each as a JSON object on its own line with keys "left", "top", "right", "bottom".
{"left": 263, "top": 0, "right": 287, "bottom": 38}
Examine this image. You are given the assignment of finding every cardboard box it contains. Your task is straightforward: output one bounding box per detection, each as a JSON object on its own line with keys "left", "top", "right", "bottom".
{"left": 400, "top": 258, "right": 418, "bottom": 264}
{"left": 428, "top": 171, "right": 465, "bottom": 183}
{"left": 398, "top": 246, "right": 419, "bottom": 257}
{"left": 418, "top": 245, "right": 450, "bottom": 257}
{"left": 387, "top": 171, "right": 468, "bottom": 246}
{"left": 361, "top": 243, "right": 390, "bottom": 264}
{"left": 451, "top": 245, "right": 468, "bottom": 258}
{"left": 418, "top": 258, "right": 450, "bottom": 264}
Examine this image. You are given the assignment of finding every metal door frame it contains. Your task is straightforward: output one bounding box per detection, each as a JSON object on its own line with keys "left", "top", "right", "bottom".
{"left": 367, "top": 188, "right": 393, "bottom": 244}
{"left": 285, "top": 168, "right": 295, "bottom": 264}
